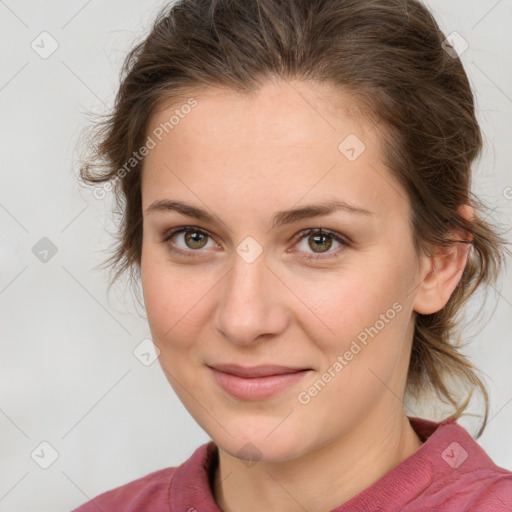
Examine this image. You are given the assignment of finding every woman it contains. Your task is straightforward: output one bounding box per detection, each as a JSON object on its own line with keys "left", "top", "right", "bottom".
{"left": 72, "top": 0, "right": 512, "bottom": 510}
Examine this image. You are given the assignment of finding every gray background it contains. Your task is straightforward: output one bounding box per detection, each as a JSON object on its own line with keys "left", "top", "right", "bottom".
{"left": 0, "top": 1, "right": 511, "bottom": 510}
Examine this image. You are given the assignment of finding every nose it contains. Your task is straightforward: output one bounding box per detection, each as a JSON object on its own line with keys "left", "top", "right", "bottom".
{"left": 214, "top": 251, "right": 289, "bottom": 347}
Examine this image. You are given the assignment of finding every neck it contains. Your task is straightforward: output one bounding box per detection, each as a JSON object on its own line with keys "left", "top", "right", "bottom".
{"left": 212, "top": 412, "right": 423, "bottom": 512}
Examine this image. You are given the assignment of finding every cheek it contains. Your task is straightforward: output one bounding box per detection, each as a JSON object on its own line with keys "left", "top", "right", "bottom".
{"left": 292, "top": 266, "right": 411, "bottom": 415}
{"left": 289, "top": 256, "right": 414, "bottom": 397}
{"left": 140, "top": 249, "right": 216, "bottom": 348}
{"left": 289, "top": 259, "right": 407, "bottom": 344}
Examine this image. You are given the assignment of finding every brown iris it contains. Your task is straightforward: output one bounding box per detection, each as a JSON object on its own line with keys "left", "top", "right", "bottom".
{"left": 185, "top": 231, "right": 208, "bottom": 249}
{"left": 308, "top": 233, "right": 332, "bottom": 253}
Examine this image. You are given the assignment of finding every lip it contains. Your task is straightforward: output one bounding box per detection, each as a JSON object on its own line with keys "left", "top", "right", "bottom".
{"left": 208, "top": 364, "right": 312, "bottom": 400}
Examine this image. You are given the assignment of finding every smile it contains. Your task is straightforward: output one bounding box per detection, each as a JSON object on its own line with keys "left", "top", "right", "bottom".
{"left": 208, "top": 364, "right": 312, "bottom": 400}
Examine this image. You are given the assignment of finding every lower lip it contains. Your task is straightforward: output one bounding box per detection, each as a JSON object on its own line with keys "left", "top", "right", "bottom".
{"left": 209, "top": 367, "right": 311, "bottom": 400}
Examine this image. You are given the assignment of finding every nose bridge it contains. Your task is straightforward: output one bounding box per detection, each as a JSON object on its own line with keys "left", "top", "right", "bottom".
{"left": 214, "top": 246, "right": 287, "bottom": 345}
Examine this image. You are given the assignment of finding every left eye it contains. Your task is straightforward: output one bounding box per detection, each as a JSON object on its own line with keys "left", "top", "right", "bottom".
{"left": 292, "top": 228, "right": 350, "bottom": 260}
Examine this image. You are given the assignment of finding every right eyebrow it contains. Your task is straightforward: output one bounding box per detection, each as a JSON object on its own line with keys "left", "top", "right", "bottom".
{"left": 145, "top": 199, "right": 224, "bottom": 224}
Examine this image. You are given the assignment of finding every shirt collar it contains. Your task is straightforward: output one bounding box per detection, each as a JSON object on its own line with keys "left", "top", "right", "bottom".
{"left": 169, "top": 417, "right": 479, "bottom": 511}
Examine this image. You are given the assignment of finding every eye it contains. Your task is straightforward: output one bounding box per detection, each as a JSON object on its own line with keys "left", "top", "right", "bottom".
{"left": 292, "top": 228, "right": 350, "bottom": 261}
{"left": 162, "top": 227, "right": 218, "bottom": 257}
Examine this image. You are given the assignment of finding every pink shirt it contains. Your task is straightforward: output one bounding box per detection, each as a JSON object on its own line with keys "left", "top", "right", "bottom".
{"left": 71, "top": 417, "right": 512, "bottom": 511}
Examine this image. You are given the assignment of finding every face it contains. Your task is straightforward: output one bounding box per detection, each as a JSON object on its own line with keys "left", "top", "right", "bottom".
{"left": 140, "top": 79, "right": 424, "bottom": 463}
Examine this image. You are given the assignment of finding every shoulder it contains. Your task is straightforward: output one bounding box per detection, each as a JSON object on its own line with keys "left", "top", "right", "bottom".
{"left": 426, "top": 466, "right": 512, "bottom": 511}
{"left": 408, "top": 418, "right": 512, "bottom": 510}
{"left": 70, "top": 465, "right": 178, "bottom": 512}
{"left": 70, "top": 441, "right": 216, "bottom": 512}
{"left": 469, "top": 473, "right": 512, "bottom": 510}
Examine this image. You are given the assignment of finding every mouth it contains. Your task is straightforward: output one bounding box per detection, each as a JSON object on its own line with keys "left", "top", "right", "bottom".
{"left": 207, "top": 363, "right": 313, "bottom": 400}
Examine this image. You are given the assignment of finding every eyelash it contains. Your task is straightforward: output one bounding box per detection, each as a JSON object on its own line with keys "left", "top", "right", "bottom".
{"left": 161, "top": 226, "right": 351, "bottom": 262}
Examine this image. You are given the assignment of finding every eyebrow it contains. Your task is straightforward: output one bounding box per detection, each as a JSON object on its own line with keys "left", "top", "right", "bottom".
{"left": 145, "top": 198, "right": 374, "bottom": 229}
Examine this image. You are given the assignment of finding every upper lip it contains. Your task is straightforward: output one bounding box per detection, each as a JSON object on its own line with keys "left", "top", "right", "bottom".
{"left": 208, "top": 364, "right": 310, "bottom": 378}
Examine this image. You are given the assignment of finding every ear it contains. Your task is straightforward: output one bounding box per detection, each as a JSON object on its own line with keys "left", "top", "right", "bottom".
{"left": 413, "top": 205, "right": 473, "bottom": 315}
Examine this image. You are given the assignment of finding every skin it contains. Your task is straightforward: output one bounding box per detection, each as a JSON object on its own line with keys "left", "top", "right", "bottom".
{"left": 139, "top": 78, "right": 471, "bottom": 512}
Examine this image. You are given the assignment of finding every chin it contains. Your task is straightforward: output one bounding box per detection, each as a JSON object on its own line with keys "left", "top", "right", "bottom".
{"left": 207, "top": 418, "right": 309, "bottom": 465}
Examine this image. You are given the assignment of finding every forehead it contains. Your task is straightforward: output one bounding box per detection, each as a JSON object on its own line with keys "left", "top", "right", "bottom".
{"left": 147, "top": 79, "right": 372, "bottom": 150}
{"left": 141, "top": 80, "right": 407, "bottom": 220}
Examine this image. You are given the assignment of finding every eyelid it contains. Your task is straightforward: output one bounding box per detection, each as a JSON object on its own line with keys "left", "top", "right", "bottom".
{"left": 290, "top": 227, "right": 352, "bottom": 248}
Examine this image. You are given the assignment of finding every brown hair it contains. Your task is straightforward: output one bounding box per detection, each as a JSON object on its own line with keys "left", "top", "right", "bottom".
{"left": 78, "top": 0, "right": 508, "bottom": 437}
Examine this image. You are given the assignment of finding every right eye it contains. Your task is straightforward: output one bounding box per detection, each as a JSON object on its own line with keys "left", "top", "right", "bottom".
{"left": 162, "top": 227, "right": 218, "bottom": 257}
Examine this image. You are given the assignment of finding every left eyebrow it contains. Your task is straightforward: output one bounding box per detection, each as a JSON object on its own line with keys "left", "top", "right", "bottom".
{"left": 144, "top": 198, "right": 374, "bottom": 229}
{"left": 271, "top": 199, "right": 374, "bottom": 229}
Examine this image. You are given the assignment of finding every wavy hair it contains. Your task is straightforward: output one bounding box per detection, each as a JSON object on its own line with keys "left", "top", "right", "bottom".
{"left": 78, "top": 0, "right": 509, "bottom": 437}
